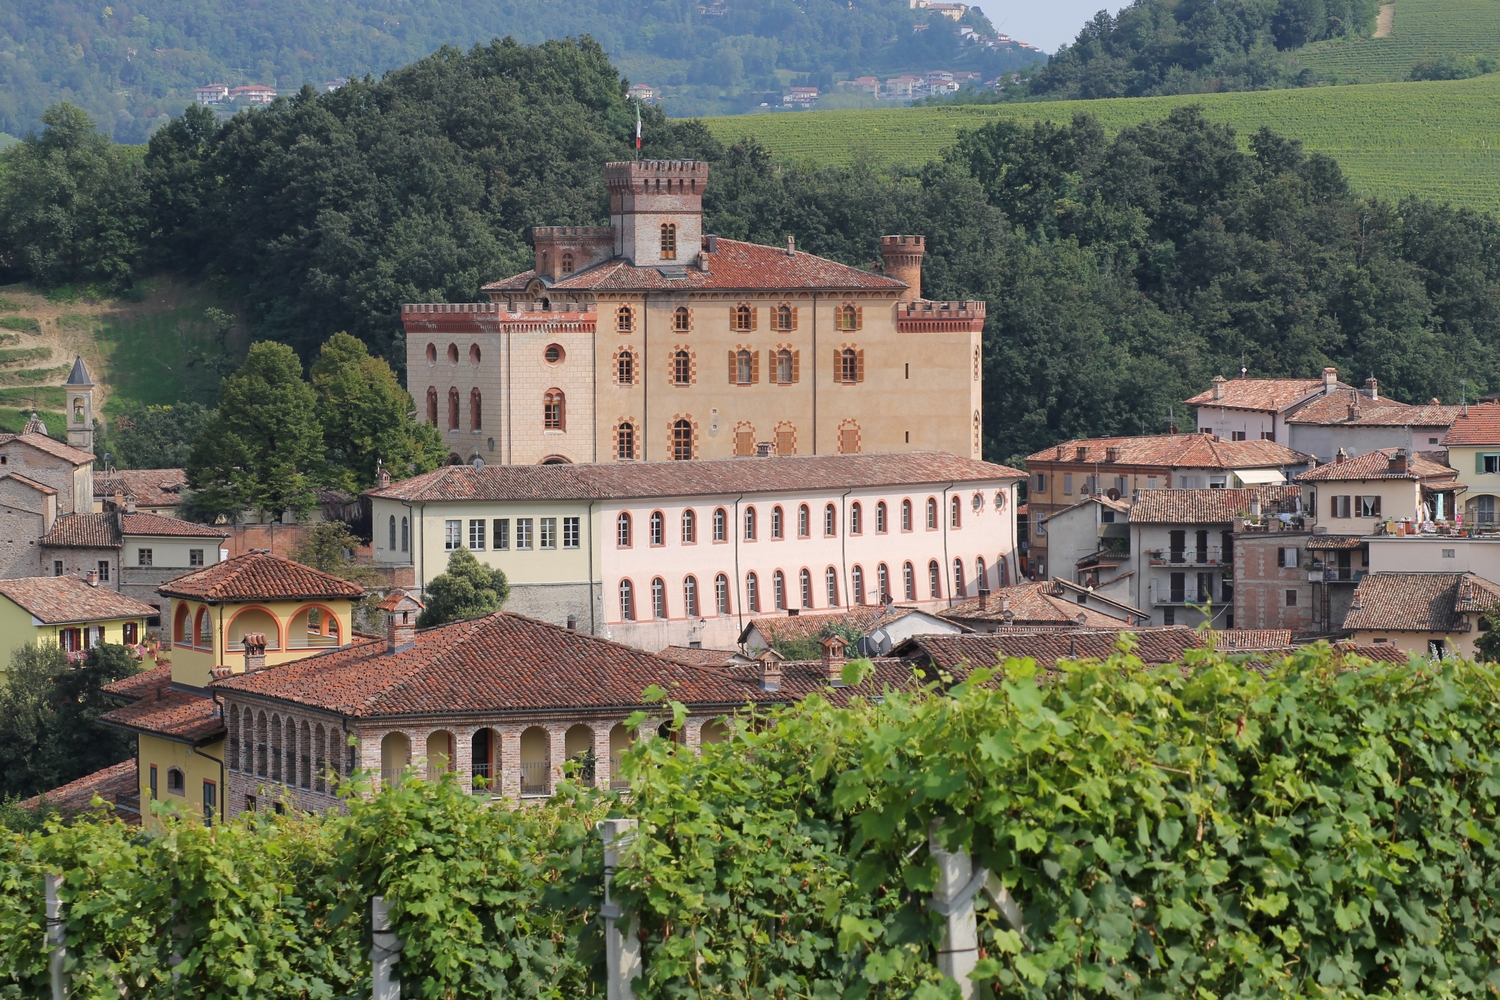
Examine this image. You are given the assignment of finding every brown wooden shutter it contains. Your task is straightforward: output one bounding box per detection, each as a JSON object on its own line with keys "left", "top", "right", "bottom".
{"left": 751, "top": 306, "right": 758, "bottom": 331}
{"left": 751, "top": 350, "right": 760, "bottom": 384}
{"left": 792, "top": 350, "right": 800, "bottom": 383}
{"left": 856, "top": 349, "right": 865, "bottom": 383}
{"left": 728, "top": 350, "right": 736, "bottom": 383}
{"left": 855, "top": 306, "right": 863, "bottom": 330}
{"left": 833, "top": 349, "right": 841, "bottom": 382}
{"left": 791, "top": 307, "right": 799, "bottom": 330}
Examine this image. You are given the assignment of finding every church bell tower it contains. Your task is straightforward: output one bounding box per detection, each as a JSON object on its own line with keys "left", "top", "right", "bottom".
{"left": 65, "top": 355, "right": 94, "bottom": 454}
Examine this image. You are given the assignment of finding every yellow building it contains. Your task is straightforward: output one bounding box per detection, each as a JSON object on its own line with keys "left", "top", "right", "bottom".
{"left": 0, "top": 575, "right": 154, "bottom": 670}
{"left": 1343, "top": 571, "right": 1500, "bottom": 659}
{"left": 100, "top": 551, "right": 365, "bottom": 826}
{"left": 1441, "top": 404, "right": 1500, "bottom": 526}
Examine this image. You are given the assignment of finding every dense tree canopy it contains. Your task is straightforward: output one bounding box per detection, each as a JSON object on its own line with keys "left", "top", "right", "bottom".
{"left": 417, "top": 548, "right": 510, "bottom": 628}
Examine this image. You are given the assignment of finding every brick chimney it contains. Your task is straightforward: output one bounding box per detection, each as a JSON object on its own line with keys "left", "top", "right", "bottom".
{"left": 86, "top": 570, "right": 98, "bottom": 587}
{"left": 880, "top": 235, "right": 925, "bottom": 302}
{"left": 1336, "top": 447, "right": 1348, "bottom": 463}
{"left": 1389, "top": 448, "right": 1408, "bottom": 474}
{"left": 1323, "top": 367, "right": 1338, "bottom": 394}
{"left": 1365, "top": 376, "right": 1379, "bottom": 401}
{"left": 977, "top": 587, "right": 989, "bottom": 610}
{"left": 243, "top": 632, "right": 268, "bottom": 673}
{"left": 1211, "top": 374, "right": 1226, "bottom": 401}
{"left": 820, "top": 634, "right": 848, "bottom": 685}
{"left": 124, "top": 494, "right": 135, "bottom": 514}
{"left": 998, "top": 594, "right": 1011, "bottom": 614}
{"left": 757, "top": 649, "right": 784, "bottom": 693}
{"left": 379, "top": 589, "right": 424, "bottom": 653}
{"left": 377, "top": 466, "right": 391, "bottom": 489}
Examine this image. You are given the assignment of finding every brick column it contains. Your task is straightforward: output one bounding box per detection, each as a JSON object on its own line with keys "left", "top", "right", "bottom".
{"left": 360, "top": 730, "right": 384, "bottom": 790}
{"left": 593, "top": 723, "right": 615, "bottom": 790}
{"left": 545, "top": 723, "right": 570, "bottom": 791}
{"left": 498, "top": 727, "right": 522, "bottom": 800}
{"left": 682, "top": 717, "right": 705, "bottom": 753}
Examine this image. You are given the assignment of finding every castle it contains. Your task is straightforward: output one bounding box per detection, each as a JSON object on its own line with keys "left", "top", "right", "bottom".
{"left": 402, "top": 159, "right": 985, "bottom": 466}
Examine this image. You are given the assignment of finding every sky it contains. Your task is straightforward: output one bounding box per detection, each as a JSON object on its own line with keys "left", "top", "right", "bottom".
{"left": 976, "top": 0, "right": 1131, "bottom": 53}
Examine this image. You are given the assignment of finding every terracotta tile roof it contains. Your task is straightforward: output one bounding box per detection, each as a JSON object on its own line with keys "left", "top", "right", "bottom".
{"left": 657, "top": 645, "right": 754, "bottom": 667}
{"left": 1330, "top": 641, "right": 1412, "bottom": 662}
{"left": 1285, "top": 389, "right": 1463, "bottom": 427}
{"left": 481, "top": 237, "right": 907, "bottom": 293}
{"left": 1130, "top": 485, "right": 1301, "bottom": 524}
{"left": 0, "top": 575, "right": 156, "bottom": 624}
{"left": 1184, "top": 378, "right": 1331, "bottom": 412}
{"left": 94, "top": 469, "right": 187, "bottom": 508}
{"left": 1305, "top": 534, "right": 1365, "bottom": 550}
{"left": 40, "top": 511, "right": 120, "bottom": 548}
{"left": 157, "top": 550, "right": 365, "bottom": 602}
{"left": 717, "top": 657, "right": 922, "bottom": 702}
{"left": 367, "top": 452, "right": 1024, "bottom": 503}
{"left": 122, "top": 513, "right": 229, "bottom": 538}
{"left": 1025, "top": 434, "right": 1309, "bottom": 470}
{"left": 0, "top": 431, "right": 94, "bottom": 465}
{"left": 1, "top": 471, "right": 58, "bottom": 496}
{"left": 99, "top": 667, "right": 224, "bottom": 743}
{"left": 1441, "top": 403, "right": 1500, "bottom": 446}
{"left": 904, "top": 628, "right": 1351, "bottom": 672}
{"left": 103, "top": 662, "right": 172, "bottom": 699}
{"left": 1295, "top": 448, "right": 1456, "bottom": 482}
{"left": 740, "top": 605, "right": 921, "bottom": 645}
{"left": 1341, "top": 572, "right": 1500, "bottom": 632}
{"left": 942, "top": 581, "right": 1132, "bottom": 627}
{"left": 215, "top": 612, "right": 765, "bottom": 716}
{"left": 20, "top": 760, "right": 139, "bottom": 818}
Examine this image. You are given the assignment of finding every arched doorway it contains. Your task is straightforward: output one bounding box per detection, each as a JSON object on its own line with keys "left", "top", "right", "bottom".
{"left": 471, "top": 728, "right": 498, "bottom": 795}
{"left": 608, "top": 723, "right": 633, "bottom": 789}
{"left": 380, "top": 732, "right": 410, "bottom": 788}
{"left": 565, "top": 724, "right": 596, "bottom": 787}
{"left": 425, "top": 730, "right": 454, "bottom": 781}
{"left": 701, "top": 718, "right": 730, "bottom": 745}
{"left": 519, "top": 727, "right": 550, "bottom": 796}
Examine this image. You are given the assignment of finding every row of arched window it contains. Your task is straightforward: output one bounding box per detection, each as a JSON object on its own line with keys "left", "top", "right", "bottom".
{"left": 227, "top": 704, "right": 353, "bottom": 795}
{"left": 616, "top": 556, "right": 1009, "bottom": 620}
{"left": 386, "top": 515, "right": 410, "bottom": 553}
{"left": 614, "top": 496, "right": 987, "bottom": 547}
{"left": 612, "top": 302, "right": 861, "bottom": 335}
{"left": 425, "top": 387, "right": 567, "bottom": 433}
{"left": 172, "top": 603, "right": 342, "bottom": 650}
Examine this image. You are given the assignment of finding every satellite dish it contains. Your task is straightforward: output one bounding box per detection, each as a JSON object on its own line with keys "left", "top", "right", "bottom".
{"left": 1106, "top": 488, "right": 1121, "bottom": 501}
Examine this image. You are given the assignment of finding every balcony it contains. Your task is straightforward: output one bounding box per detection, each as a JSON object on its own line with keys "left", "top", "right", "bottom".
{"left": 1146, "top": 547, "right": 1227, "bottom": 567}
{"left": 520, "top": 761, "right": 550, "bottom": 797}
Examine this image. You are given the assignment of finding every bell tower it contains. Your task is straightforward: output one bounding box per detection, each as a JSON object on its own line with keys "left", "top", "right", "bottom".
{"left": 604, "top": 160, "right": 708, "bottom": 267}
{"left": 64, "top": 355, "right": 94, "bottom": 454}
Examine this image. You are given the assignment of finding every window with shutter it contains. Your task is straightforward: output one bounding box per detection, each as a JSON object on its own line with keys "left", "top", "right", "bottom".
{"left": 735, "top": 430, "right": 755, "bottom": 456}
{"left": 856, "top": 349, "right": 865, "bottom": 383}
{"left": 751, "top": 350, "right": 759, "bottom": 384}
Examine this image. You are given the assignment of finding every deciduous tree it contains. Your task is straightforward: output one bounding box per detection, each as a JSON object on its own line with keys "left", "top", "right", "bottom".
{"left": 311, "top": 333, "right": 442, "bottom": 490}
{"left": 416, "top": 548, "right": 509, "bottom": 628}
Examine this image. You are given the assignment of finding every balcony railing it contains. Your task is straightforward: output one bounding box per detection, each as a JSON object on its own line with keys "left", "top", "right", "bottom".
{"left": 520, "top": 761, "right": 550, "bottom": 797}
{"left": 566, "top": 754, "right": 597, "bottom": 788}
{"left": 1147, "top": 547, "right": 1227, "bottom": 566}
{"left": 472, "top": 762, "right": 493, "bottom": 794}
{"left": 609, "top": 756, "right": 629, "bottom": 790}
{"left": 380, "top": 768, "right": 405, "bottom": 788}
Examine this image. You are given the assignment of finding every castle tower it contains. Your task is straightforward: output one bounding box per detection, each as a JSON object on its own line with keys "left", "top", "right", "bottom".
{"left": 604, "top": 160, "right": 708, "bottom": 267}
{"left": 64, "top": 355, "right": 94, "bottom": 455}
{"left": 880, "top": 235, "right": 926, "bottom": 301}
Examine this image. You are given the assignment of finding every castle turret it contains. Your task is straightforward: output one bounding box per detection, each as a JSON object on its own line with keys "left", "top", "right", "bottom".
{"left": 64, "top": 356, "right": 94, "bottom": 455}
{"left": 604, "top": 160, "right": 708, "bottom": 267}
{"left": 880, "top": 236, "right": 925, "bottom": 302}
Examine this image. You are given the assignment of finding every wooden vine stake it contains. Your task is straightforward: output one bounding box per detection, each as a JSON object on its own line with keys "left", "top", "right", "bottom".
{"left": 371, "top": 896, "right": 404, "bottom": 1000}
{"left": 45, "top": 873, "right": 66, "bottom": 1000}
{"left": 928, "top": 821, "right": 981, "bottom": 999}
{"left": 598, "top": 818, "right": 641, "bottom": 1000}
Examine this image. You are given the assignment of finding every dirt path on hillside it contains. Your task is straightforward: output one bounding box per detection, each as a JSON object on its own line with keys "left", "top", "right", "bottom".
{"left": 1375, "top": 3, "right": 1395, "bottom": 38}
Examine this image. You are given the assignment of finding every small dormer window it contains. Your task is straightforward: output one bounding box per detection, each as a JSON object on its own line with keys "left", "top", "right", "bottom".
{"left": 561, "top": 253, "right": 574, "bottom": 274}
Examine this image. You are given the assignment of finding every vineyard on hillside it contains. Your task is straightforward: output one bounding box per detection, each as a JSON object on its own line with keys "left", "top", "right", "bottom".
{"left": 703, "top": 73, "right": 1500, "bottom": 215}
{"left": 1298, "top": 0, "right": 1500, "bottom": 82}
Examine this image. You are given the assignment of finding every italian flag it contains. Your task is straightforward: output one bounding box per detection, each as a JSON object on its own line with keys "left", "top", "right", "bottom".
{"left": 635, "top": 102, "right": 642, "bottom": 150}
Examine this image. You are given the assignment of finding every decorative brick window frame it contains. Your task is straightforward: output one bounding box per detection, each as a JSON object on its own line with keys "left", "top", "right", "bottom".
{"left": 671, "top": 305, "right": 694, "bottom": 333}
{"left": 613, "top": 346, "right": 637, "bottom": 386}
{"left": 771, "top": 344, "right": 800, "bottom": 385}
{"left": 834, "top": 344, "right": 865, "bottom": 384}
{"left": 668, "top": 414, "right": 699, "bottom": 460}
{"left": 732, "top": 302, "right": 758, "bottom": 331}
{"left": 615, "top": 417, "right": 639, "bottom": 460}
{"left": 615, "top": 304, "right": 635, "bottom": 333}
{"left": 837, "top": 419, "right": 862, "bottom": 454}
{"left": 774, "top": 420, "right": 797, "bottom": 456}
{"left": 772, "top": 302, "right": 799, "bottom": 332}
{"left": 728, "top": 345, "right": 759, "bottom": 385}
{"left": 669, "top": 345, "right": 697, "bottom": 386}
{"left": 973, "top": 346, "right": 981, "bottom": 380}
{"left": 732, "top": 420, "right": 757, "bottom": 456}
{"left": 835, "top": 301, "right": 863, "bottom": 332}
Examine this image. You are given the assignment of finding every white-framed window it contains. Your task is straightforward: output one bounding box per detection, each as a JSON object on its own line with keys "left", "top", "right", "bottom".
{"left": 540, "top": 517, "right": 557, "bottom": 549}
{"left": 445, "top": 520, "right": 462, "bottom": 550}
{"left": 138, "top": 549, "right": 152, "bottom": 567}
{"left": 1357, "top": 495, "right": 1382, "bottom": 518}
{"left": 469, "top": 519, "right": 486, "bottom": 550}
{"left": 563, "top": 516, "right": 580, "bottom": 549}
{"left": 515, "top": 518, "right": 533, "bottom": 549}
{"left": 493, "top": 519, "right": 510, "bottom": 550}
{"left": 189, "top": 549, "right": 204, "bottom": 567}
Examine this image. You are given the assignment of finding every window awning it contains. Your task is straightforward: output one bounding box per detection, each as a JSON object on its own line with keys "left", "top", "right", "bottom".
{"left": 1233, "top": 468, "right": 1287, "bottom": 485}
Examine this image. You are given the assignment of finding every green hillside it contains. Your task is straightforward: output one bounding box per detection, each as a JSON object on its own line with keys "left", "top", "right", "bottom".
{"left": 703, "top": 73, "right": 1500, "bottom": 214}
{"left": 1298, "top": 0, "right": 1500, "bottom": 82}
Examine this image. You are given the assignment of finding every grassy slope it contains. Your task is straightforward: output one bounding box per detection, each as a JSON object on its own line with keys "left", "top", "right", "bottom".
{"left": 1298, "top": 0, "right": 1500, "bottom": 82}
{"left": 702, "top": 73, "right": 1500, "bottom": 214}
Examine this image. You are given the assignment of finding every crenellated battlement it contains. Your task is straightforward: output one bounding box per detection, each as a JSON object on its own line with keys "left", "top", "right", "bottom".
{"left": 896, "top": 299, "right": 985, "bottom": 333}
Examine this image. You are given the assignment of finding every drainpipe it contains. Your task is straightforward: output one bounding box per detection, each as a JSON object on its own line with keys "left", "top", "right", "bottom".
{"left": 839, "top": 487, "right": 853, "bottom": 606}
{"left": 587, "top": 498, "right": 596, "bottom": 635}
{"left": 941, "top": 482, "right": 955, "bottom": 606}
{"left": 732, "top": 493, "right": 745, "bottom": 641}
{"left": 642, "top": 296, "right": 649, "bottom": 462}
{"left": 506, "top": 322, "right": 513, "bottom": 465}
{"left": 418, "top": 502, "right": 427, "bottom": 600}
{"left": 811, "top": 292, "right": 818, "bottom": 455}
{"left": 401, "top": 498, "right": 415, "bottom": 584}
{"left": 216, "top": 604, "right": 223, "bottom": 673}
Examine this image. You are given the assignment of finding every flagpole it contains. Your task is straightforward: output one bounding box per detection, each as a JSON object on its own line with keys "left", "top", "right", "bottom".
{"left": 634, "top": 99, "right": 642, "bottom": 159}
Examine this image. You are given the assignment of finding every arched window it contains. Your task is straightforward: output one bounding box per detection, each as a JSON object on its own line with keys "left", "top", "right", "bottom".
{"left": 735, "top": 349, "right": 753, "bottom": 385}
{"left": 673, "top": 306, "right": 690, "bottom": 332}
{"left": 672, "top": 419, "right": 694, "bottom": 461}
{"left": 617, "top": 422, "right": 636, "bottom": 460}
{"left": 388, "top": 515, "right": 396, "bottom": 550}
{"left": 746, "top": 572, "right": 760, "bottom": 613}
{"left": 744, "top": 506, "right": 756, "bottom": 540}
{"left": 619, "top": 579, "right": 635, "bottom": 621}
{"left": 850, "top": 502, "right": 862, "bottom": 535}
{"left": 904, "top": 561, "right": 916, "bottom": 601}
{"left": 954, "top": 559, "right": 966, "bottom": 596}
{"left": 196, "top": 607, "right": 212, "bottom": 647}
{"left": 824, "top": 503, "right": 836, "bottom": 537}
{"left": 825, "top": 567, "right": 839, "bottom": 606}
{"left": 447, "top": 387, "right": 460, "bottom": 430}
{"left": 617, "top": 512, "right": 632, "bottom": 547}
{"left": 776, "top": 304, "right": 792, "bottom": 331}
{"left": 617, "top": 305, "right": 634, "bottom": 332}
{"left": 929, "top": 560, "right": 942, "bottom": 599}
{"left": 683, "top": 576, "right": 699, "bottom": 617}
{"left": 734, "top": 304, "right": 752, "bottom": 330}
{"left": 798, "top": 504, "right": 810, "bottom": 538}
{"left": 839, "top": 348, "right": 860, "bottom": 384}
{"left": 1479, "top": 495, "right": 1497, "bottom": 525}
{"left": 544, "top": 390, "right": 565, "bottom": 430}
{"left": 167, "top": 767, "right": 185, "bottom": 794}
{"left": 775, "top": 349, "right": 794, "bottom": 384}
{"left": 426, "top": 387, "right": 438, "bottom": 425}
{"left": 951, "top": 495, "right": 962, "bottom": 528}
{"left": 771, "top": 505, "right": 783, "bottom": 539}
{"left": 652, "top": 577, "right": 667, "bottom": 619}
{"left": 561, "top": 252, "right": 574, "bottom": 274}
{"left": 774, "top": 571, "right": 787, "bottom": 611}
{"left": 876, "top": 501, "right": 887, "bottom": 533}
{"left": 926, "top": 497, "right": 938, "bottom": 529}
{"left": 650, "top": 510, "right": 664, "bottom": 546}
{"left": 447, "top": 343, "right": 459, "bottom": 365}
{"left": 425, "top": 343, "right": 437, "bottom": 366}
{"left": 976, "top": 557, "right": 987, "bottom": 589}
{"left": 878, "top": 563, "right": 890, "bottom": 602}
{"left": 673, "top": 350, "right": 692, "bottom": 386}
{"left": 998, "top": 557, "right": 1010, "bottom": 587}
{"left": 715, "top": 573, "right": 730, "bottom": 615}
{"left": 660, "top": 223, "right": 677, "bottom": 260}
{"left": 174, "top": 603, "right": 190, "bottom": 644}
{"left": 617, "top": 351, "right": 635, "bottom": 385}
{"left": 713, "top": 507, "right": 726, "bottom": 541}
{"left": 401, "top": 517, "right": 409, "bottom": 552}
{"left": 469, "top": 344, "right": 481, "bottom": 366}
{"left": 800, "top": 568, "right": 813, "bottom": 609}
{"left": 681, "top": 508, "right": 697, "bottom": 543}
{"left": 839, "top": 303, "right": 857, "bottom": 330}
{"left": 470, "top": 388, "right": 482, "bottom": 431}
{"left": 852, "top": 565, "right": 865, "bottom": 605}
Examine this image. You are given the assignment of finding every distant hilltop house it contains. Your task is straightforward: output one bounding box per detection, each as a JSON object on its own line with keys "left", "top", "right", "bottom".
{"left": 627, "top": 83, "right": 657, "bottom": 103}
{"left": 195, "top": 83, "right": 229, "bottom": 105}
{"left": 324, "top": 78, "right": 349, "bottom": 92}
{"left": 782, "top": 86, "right": 819, "bottom": 107}
{"left": 910, "top": 0, "right": 969, "bottom": 18}
{"left": 197, "top": 84, "right": 277, "bottom": 105}
{"left": 837, "top": 76, "right": 881, "bottom": 94}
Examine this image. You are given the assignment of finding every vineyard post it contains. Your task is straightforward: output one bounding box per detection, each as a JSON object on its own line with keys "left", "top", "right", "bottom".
{"left": 928, "top": 821, "right": 981, "bottom": 999}
{"left": 371, "top": 897, "right": 404, "bottom": 1000}
{"left": 45, "top": 873, "right": 66, "bottom": 1000}
{"left": 598, "top": 818, "right": 641, "bottom": 1000}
